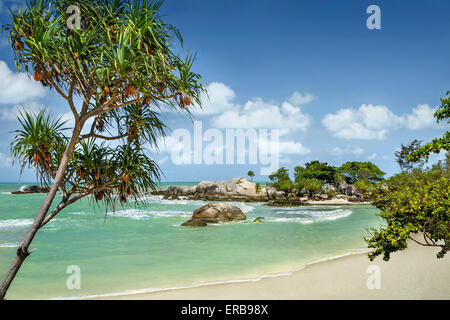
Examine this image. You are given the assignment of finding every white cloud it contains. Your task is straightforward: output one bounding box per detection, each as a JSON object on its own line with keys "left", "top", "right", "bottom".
{"left": 258, "top": 136, "right": 311, "bottom": 155}
{"left": 0, "top": 61, "right": 46, "bottom": 104}
{"left": 0, "top": 102, "right": 45, "bottom": 121}
{"left": 330, "top": 146, "right": 364, "bottom": 156}
{"left": 211, "top": 97, "right": 312, "bottom": 132}
{"left": 288, "top": 92, "right": 315, "bottom": 106}
{"left": 402, "top": 104, "right": 438, "bottom": 130}
{"left": 367, "top": 153, "right": 377, "bottom": 160}
{"left": 191, "top": 82, "right": 239, "bottom": 115}
{"left": 322, "top": 103, "right": 442, "bottom": 140}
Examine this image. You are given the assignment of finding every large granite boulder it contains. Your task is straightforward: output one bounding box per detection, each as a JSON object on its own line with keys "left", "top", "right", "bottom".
{"left": 181, "top": 203, "right": 246, "bottom": 227}
{"left": 336, "top": 181, "right": 357, "bottom": 196}
{"left": 164, "top": 177, "right": 266, "bottom": 200}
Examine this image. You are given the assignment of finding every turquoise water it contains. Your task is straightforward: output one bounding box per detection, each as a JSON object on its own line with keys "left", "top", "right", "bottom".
{"left": 0, "top": 183, "right": 382, "bottom": 299}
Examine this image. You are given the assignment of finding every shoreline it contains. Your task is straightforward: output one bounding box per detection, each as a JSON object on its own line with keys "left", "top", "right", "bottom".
{"left": 57, "top": 249, "right": 371, "bottom": 300}
{"left": 81, "top": 239, "right": 449, "bottom": 300}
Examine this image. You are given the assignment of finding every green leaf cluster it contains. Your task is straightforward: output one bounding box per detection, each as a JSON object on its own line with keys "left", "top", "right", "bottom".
{"left": 366, "top": 166, "right": 450, "bottom": 261}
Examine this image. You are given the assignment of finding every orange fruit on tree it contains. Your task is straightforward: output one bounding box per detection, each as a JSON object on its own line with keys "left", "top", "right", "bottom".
{"left": 33, "top": 70, "right": 43, "bottom": 82}
{"left": 157, "top": 83, "right": 166, "bottom": 94}
{"left": 15, "top": 40, "right": 24, "bottom": 51}
{"left": 95, "top": 191, "right": 104, "bottom": 201}
{"left": 122, "top": 172, "right": 130, "bottom": 183}
{"left": 183, "top": 96, "right": 191, "bottom": 106}
{"left": 32, "top": 152, "right": 40, "bottom": 163}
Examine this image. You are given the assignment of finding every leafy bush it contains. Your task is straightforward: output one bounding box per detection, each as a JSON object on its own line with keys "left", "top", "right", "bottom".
{"left": 268, "top": 167, "right": 294, "bottom": 193}
{"left": 366, "top": 168, "right": 449, "bottom": 261}
{"left": 295, "top": 178, "right": 323, "bottom": 197}
{"left": 337, "top": 161, "right": 385, "bottom": 184}
{"left": 294, "top": 161, "right": 336, "bottom": 184}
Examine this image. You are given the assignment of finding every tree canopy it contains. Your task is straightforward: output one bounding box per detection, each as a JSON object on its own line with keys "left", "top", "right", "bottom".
{"left": 337, "top": 161, "right": 385, "bottom": 184}
{"left": 0, "top": 0, "right": 205, "bottom": 299}
{"left": 395, "top": 139, "right": 425, "bottom": 172}
{"left": 268, "top": 167, "right": 294, "bottom": 193}
{"left": 366, "top": 164, "right": 449, "bottom": 261}
{"left": 294, "top": 161, "right": 336, "bottom": 184}
{"left": 408, "top": 91, "right": 450, "bottom": 161}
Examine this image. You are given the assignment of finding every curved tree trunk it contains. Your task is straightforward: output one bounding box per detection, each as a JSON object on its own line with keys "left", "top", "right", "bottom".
{"left": 0, "top": 124, "right": 82, "bottom": 300}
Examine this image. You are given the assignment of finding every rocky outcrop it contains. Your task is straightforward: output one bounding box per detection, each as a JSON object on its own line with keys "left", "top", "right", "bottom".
{"left": 181, "top": 203, "right": 247, "bottom": 227}
{"left": 160, "top": 177, "right": 285, "bottom": 202}
{"left": 11, "top": 185, "right": 50, "bottom": 194}
{"left": 336, "top": 181, "right": 357, "bottom": 196}
{"left": 158, "top": 177, "right": 368, "bottom": 206}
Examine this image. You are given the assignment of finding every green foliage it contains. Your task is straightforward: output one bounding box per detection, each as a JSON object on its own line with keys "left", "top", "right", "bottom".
{"left": 4, "top": 0, "right": 206, "bottom": 207}
{"left": 408, "top": 91, "right": 450, "bottom": 161}
{"left": 295, "top": 178, "right": 323, "bottom": 196}
{"left": 353, "top": 180, "right": 375, "bottom": 197}
{"left": 247, "top": 170, "right": 255, "bottom": 181}
{"left": 268, "top": 167, "right": 294, "bottom": 193}
{"left": 255, "top": 182, "right": 262, "bottom": 193}
{"left": 366, "top": 166, "right": 450, "bottom": 261}
{"left": 337, "top": 161, "right": 385, "bottom": 184}
{"left": 395, "top": 139, "right": 425, "bottom": 172}
{"left": 294, "top": 161, "right": 336, "bottom": 184}
{"left": 10, "top": 109, "right": 68, "bottom": 183}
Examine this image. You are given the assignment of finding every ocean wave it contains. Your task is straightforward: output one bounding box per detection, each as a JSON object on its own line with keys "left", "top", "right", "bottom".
{"left": 0, "top": 242, "right": 19, "bottom": 248}
{"left": 0, "top": 219, "right": 33, "bottom": 230}
{"left": 1, "top": 192, "right": 12, "bottom": 195}
{"left": 70, "top": 209, "right": 192, "bottom": 220}
{"left": 267, "top": 209, "right": 352, "bottom": 224}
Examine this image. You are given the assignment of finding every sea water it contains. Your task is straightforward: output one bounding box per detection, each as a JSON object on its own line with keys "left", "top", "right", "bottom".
{"left": 0, "top": 183, "right": 382, "bottom": 299}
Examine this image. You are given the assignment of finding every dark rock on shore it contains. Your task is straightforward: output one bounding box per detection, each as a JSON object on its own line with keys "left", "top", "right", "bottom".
{"left": 11, "top": 185, "right": 50, "bottom": 194}
{"left": 181, "top": 203, "right": 246, "bottom": 227}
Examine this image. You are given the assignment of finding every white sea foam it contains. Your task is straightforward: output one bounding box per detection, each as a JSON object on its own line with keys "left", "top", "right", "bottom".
{"left": 235, "top": 203, "right": 255, "bottom": 214}
{"left": 0, "top": 219, "right": 33, "bottom": 230}
{"left": 0, "top": 242, "right": 19, "bottom": 248}
{"left": 267, "top": 209, "right": 352, "bottom": 224}
{"left": 1, "top": 192, "right": 12, "bottom": 195}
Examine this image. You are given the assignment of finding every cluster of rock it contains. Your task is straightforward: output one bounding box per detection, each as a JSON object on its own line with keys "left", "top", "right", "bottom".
{"left": 156, "top": 177, "right": 367, "bottom": 206}
{"left": 157, "top": 177, "right": 284, "bottom": 202}
{"left": 11, "top": 185, "right": 50, "bottom": 194}
{"left": 181, "top": 203, "right": 247, "bottom": 227}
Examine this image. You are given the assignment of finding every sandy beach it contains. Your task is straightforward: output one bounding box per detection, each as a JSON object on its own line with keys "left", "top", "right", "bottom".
{"left": 95, "top": 239, "right": 450, "bottom": 300}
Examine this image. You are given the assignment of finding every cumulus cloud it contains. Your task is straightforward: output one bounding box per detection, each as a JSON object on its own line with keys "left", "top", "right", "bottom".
{"left": 322, "top": 103, "right": 442, "bottom": 140}
{"left": 211, "top": 97, "right": 312, "bottom": 133}
{"left": 330, "top": 146, "right": 364, "bottom": 156}
{"left": 191, "top": 82, "right": 239, "bottom": 115}
{"left": 402, "top": 104, "right": 439, "bottom": 130}
{"left": 0, "top": 61, "right": 46, "bottom": 104}
{"left": 258, "top": 136, "right": 311, "bottom": 155}
{"left": 287, "top": 92, "right": 315, "bottom": 106}
{"left": 0, "top": 102, "right": 45, "bottom": 121}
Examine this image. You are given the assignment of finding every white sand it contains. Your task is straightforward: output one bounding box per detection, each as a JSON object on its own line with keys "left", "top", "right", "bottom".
{"left": 92, "top": 239, "right": 450, "bottom": 300}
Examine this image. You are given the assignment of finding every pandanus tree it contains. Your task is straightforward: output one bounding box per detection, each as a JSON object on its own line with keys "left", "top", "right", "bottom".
{"left": 0, "top": 0, "right": 205, "bottom": 299}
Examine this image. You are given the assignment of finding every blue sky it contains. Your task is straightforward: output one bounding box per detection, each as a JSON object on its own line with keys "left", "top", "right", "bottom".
{"left": 0, "top": 0, "right": 449, "bottom": 182}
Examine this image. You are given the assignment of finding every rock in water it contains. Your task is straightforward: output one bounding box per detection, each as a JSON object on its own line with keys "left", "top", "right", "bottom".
{"left": 253, "top": 217, "right": 264, "bottom": 223}
{"left": 181, "top": 203, "right": 246, "bottom": 227}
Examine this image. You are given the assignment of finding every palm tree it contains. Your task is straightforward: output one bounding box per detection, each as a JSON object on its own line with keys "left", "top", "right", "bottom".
{"left": 248, "top": 170, "right": 255, "bottom": 181}
{"left": 0, "top": 0, "right": 205, "bottom": 299}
